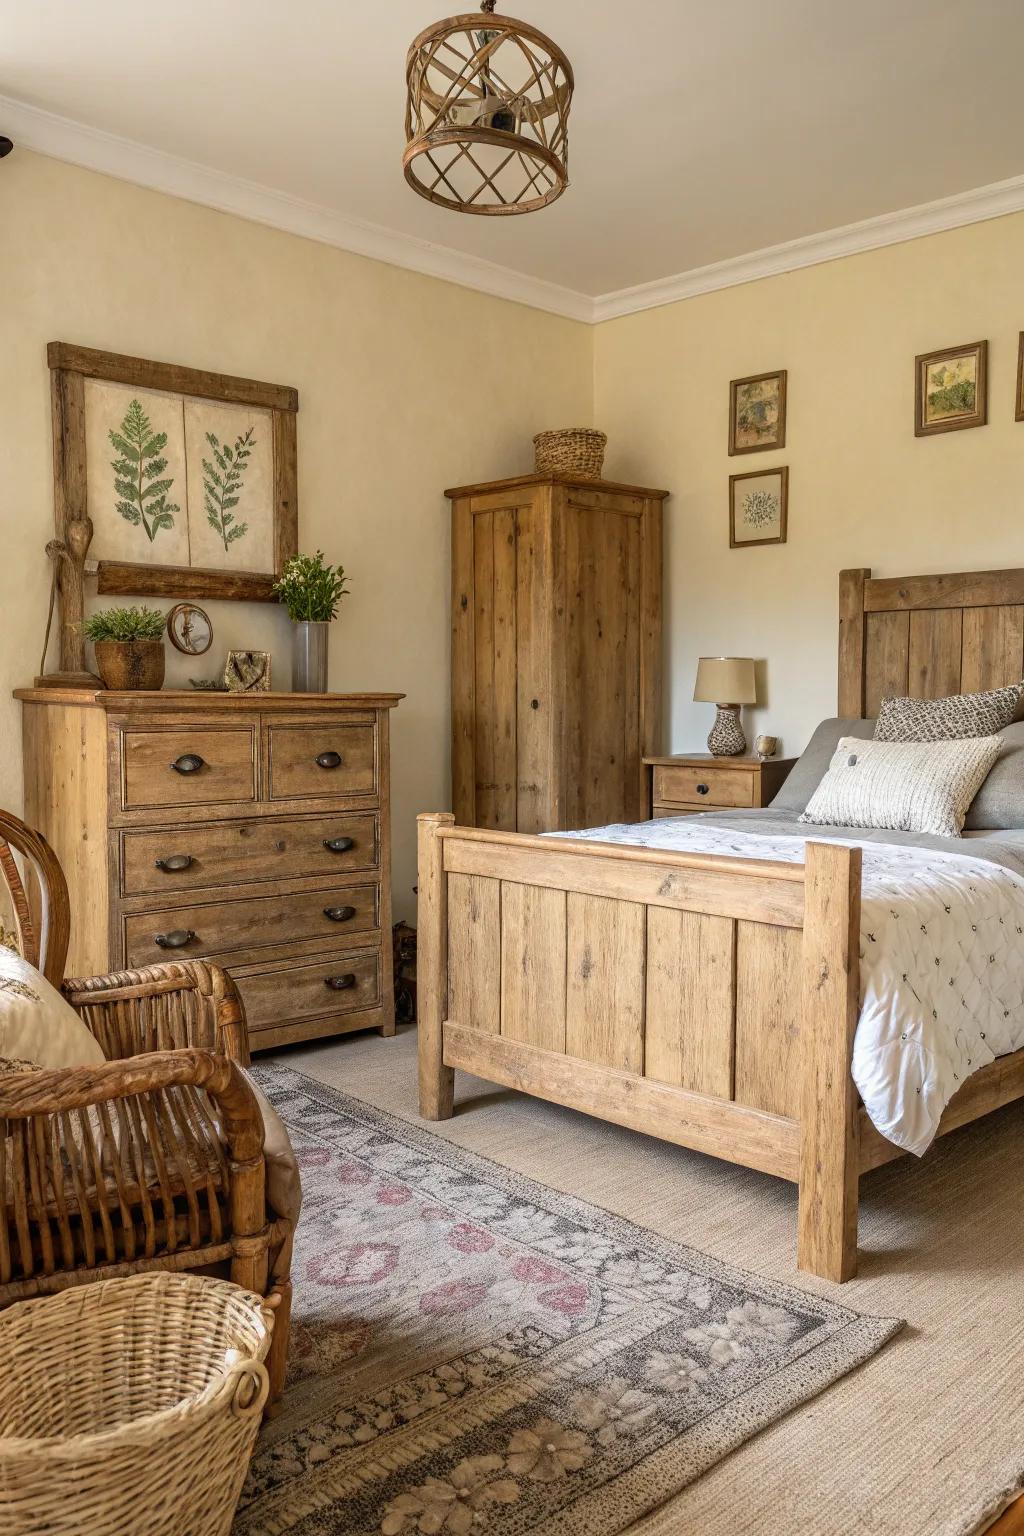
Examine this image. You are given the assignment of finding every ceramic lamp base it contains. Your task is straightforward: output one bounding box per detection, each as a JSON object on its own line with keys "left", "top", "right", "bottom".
{"left": 707, "top": 705, "right": 746, "bottom": 756}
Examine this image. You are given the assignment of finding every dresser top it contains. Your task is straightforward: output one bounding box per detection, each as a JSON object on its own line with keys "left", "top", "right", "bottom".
{"left": 14, "top": 687, "right": 404, "bottom": 711}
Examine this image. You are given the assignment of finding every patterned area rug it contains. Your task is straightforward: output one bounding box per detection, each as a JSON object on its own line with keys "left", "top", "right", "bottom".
{"left": 236, "top": 1066, "right": 901, "bottom": 1536}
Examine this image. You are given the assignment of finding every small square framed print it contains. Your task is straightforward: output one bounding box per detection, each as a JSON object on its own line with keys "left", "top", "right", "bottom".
{"left": 729, "top": 369, "right": 787, "bottom": 455}
{"left": 729, "top": 467, "right": 788, "bottom": 548}
{"left": 1016, "top": 333, "right": 1024, "bottom": 422}
{"left": 915, "top": 340, "right": 987, "bottom": 436}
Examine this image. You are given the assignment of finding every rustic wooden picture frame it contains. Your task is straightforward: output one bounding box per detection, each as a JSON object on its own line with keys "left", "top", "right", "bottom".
{"left": 48, "top": 342, "right": 298, "bottom": 602}
{"left": 729, "top": 466, "right": 789, "bottom": 549}
{"left": 1016, "top": 332, "right": 1024, "bottom": 423}
{"left": 729, "top": 369, "right": 787, "bottom": 455}
{"left": 914, "top": 339, "right": 987, "bottom": 437}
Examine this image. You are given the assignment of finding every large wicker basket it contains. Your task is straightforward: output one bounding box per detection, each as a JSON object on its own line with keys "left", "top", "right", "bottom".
{"left": 533, "top": 428, "right": 607, "bottom": 479}
{"left": 0, "top": 1272, "right": 273, "bottom": 1536}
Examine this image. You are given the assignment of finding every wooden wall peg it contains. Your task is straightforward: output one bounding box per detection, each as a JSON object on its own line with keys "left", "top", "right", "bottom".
{"left": 36, "top": 516, "right": 101, "bottom": 687}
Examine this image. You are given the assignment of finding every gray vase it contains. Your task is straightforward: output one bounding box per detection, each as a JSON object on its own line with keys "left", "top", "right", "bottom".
{"left": 292, "top": 621, "right": 329, "bottom": 693}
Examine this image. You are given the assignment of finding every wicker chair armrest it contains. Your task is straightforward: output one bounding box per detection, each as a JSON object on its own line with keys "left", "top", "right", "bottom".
{"left": 62, "top": 960, "right": 251, "bottom": 1065}
{"left": 0, "top": 1049, "right": 264, "bottom": 1162}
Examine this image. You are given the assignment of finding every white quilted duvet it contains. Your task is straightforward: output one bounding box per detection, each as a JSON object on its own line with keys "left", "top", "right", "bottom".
{"left": 559, "top": 819, "right": 1024, "bottom": 1154}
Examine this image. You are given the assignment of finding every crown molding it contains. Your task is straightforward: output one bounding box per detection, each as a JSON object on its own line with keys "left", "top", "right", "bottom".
{"left": 5, "top": 92, "right": 1024, "bottom": 328}
{"left": 0, "top": 93, "right": 593, "bottom": 325}
{"left": 592, "top": 172, "right": 1024, "bottom": 322}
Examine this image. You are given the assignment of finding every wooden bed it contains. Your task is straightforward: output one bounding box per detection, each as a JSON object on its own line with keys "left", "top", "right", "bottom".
{"left": 418, "top": 565, "right": 1024, "bottom": 1282}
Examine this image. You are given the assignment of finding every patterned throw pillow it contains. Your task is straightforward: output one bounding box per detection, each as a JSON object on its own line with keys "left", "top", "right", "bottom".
{"left": 799, "top": 735, "right": 1001, "bottom": 838}
{"left": 874, "top": 682, "right": 1024, "bottom": 742}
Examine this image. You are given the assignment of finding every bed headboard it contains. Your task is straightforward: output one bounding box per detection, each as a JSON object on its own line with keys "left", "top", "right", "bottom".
{"left": 839, "top": 566, "right": 1024, "bottom": 718}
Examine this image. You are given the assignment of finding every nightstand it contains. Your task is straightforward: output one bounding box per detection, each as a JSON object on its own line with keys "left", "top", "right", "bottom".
{"left": 643, "top": 753, "right": 797, "bottom": 818}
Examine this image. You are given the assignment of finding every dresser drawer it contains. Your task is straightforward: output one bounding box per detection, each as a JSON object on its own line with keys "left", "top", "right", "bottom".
{"left": 653, "top": 764, "right": 754, "bottom": 809}
{"left": 120, "top": 812, "right": 379, "bottom": 896}
{"left": 267, "top": 723, "right": 376, "bottom": 801}
{"left": 237, "top": 949, "right": 381, "bottom": 1031}
{"left": 120, "top": 726, "right": 257, "bottom": 811}
{"left": 122, "top": 883, "right": 379, "bottom": 967}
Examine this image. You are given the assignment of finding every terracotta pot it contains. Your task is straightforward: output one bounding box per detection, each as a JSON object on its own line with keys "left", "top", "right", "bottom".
{"left": 93, "top": 639, "right": 166, "bottom": 691}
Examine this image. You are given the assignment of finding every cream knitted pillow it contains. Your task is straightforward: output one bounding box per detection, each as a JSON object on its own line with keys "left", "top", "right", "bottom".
{"left": 798, "top": 735, "right": 1001, "bottom": 838}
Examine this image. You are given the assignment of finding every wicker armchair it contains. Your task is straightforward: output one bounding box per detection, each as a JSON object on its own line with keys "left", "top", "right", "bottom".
{"left": 0, "top": 809, "right": 297, "bottom": 1405}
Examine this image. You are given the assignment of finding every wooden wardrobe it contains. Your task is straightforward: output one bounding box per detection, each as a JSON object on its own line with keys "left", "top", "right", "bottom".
{"left": 449, "top": 472, "right": 668, "bottom": 832}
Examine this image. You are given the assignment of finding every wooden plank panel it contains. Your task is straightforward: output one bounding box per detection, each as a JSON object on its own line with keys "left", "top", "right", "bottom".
{"left": 837, "top": 568, "right": 869, "bottom": 717}
{"left": 863, "top": 611, "right": 910, "bottom": 712}
{"left": 443, "top": 1023, "right": 800, "bottom": 1181}
{"left": 566, "top": 893, "right": 645, "bottom": 1071}
{"left": 908, "top": 608, "right": 963, "bottom": 699}
{"left": 500, "top": 882, "right": 566, "bottom": 1049}
{"left": 734, "top": 921, "right": 801, "bottom": 1116}
{"left": 492, "top": 508, "right": 518, "bottom": 830}
{"left": 865, "top": 568, "right": 1024, "bottom": 613}
{"left": 622, "top": 513, "right": 643, "bottom": 820}
{"left": 645, "top": 909, "right": 735, "bottom": 1097}
{"left": 447, "top": 873, "right": 501, "bottom": 1034}
{"left": 473, "top": 511, "right": 497, "bottom": 827}
{"left": 516, "top": 494, "right": 556, "bottom": 833}
{"left": 451, "top": 499, "right": 476, "bottom": 824}
{"left": 961, "top": 606, "right": 1024, "bottom": 693}
{"left": 639, "top": 498, "right": 664, "bottom": 768}
{"left": 562, "top": 495, "right": 584, "bottom": 829}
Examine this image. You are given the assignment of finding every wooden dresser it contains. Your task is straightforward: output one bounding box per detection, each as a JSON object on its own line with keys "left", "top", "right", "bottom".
{"left": 15, "top": 688, "right": 403, "bottom": 1051}
{"left": 449, "top": 472, "right": 668, "bottom": 831}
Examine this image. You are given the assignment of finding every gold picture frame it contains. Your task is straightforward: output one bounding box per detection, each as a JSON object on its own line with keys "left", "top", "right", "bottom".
{"left": 729, "top": 466, "right": 789, "bottom": 549}
{"left": 729, "top": 369, "right": 787, "bottom": 455}
{"left": 915, "top": 340, "right": 987, "bottom": 436}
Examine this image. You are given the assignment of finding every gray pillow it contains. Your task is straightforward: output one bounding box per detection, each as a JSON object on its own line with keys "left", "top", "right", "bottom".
{"left": 964, "top": 720, "right": 1024, "bottom": 830}
{"left": 771, "top": 717, "right": 876, "bottom": 812}
{"left": 875, "top": 682, "right": 1024, "bottom": 742}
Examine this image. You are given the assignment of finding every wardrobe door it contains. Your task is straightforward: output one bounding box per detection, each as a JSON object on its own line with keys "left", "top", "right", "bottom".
{"left": 515, "top": 486, "right": 560, "bottom": 833}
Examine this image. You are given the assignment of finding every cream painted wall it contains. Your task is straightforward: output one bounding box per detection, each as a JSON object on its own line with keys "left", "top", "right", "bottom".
{"left": 2, "top": 151, "right": 593, "bottom": 917}
{"left": 594, "top": 213, "right": 1024, "bottom": 760}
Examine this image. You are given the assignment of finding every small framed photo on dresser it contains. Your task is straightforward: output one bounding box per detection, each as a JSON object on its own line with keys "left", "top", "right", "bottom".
{"left": 729, "top": 369, "right": 787, "bottom": 454}
{"left": 915, "top": 340, "right": 987, "bottom": 435}
{"left": 729, "top": 466, "right": 788, "bottom": 548}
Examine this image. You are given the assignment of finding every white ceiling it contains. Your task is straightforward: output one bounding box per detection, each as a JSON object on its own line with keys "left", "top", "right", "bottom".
{"left": 4, "top": 0, "right": 1024, "bottom": 303}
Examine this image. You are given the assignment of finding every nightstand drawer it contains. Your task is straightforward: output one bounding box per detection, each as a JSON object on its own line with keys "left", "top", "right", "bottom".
{"left": 653, "top": 764, "right": 754, "bottom": 808}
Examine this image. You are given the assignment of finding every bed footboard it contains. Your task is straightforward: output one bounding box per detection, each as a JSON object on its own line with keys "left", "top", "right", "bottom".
{"left": 417, "top": 812, "right": 862, "bottom": 1283}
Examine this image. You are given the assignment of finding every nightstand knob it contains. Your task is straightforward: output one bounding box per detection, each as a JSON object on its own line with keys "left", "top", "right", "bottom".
{"left": 696, "top": 782, "right": 710, "bottom": 795}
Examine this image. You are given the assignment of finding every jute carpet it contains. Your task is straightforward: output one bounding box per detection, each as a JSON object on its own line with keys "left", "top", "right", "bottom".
{"left": 246, "top": 1030, "right": 1024, "bottom": 1536}
{"left": 236, "top": 1059, "right": 897, "bottom": 1536}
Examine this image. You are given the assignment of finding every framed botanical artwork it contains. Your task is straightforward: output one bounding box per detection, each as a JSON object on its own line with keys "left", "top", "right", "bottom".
{"left": 48, "top": 342, "right": 298, "bottom": 601}
{"left": 729, "top": 369, "right": 787, "bottom": 455}
{"left": 1016, "top": 333, "right": 1024, "bottom": 422}
{"left": 914, "top": 340, "right": 987, "bottom": 436}
{"left": 729, "top": 466, "right": 788, "bottom": 549}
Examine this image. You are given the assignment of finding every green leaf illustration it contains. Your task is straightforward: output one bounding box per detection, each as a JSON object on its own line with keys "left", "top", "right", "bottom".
{"left": 203, "top": 426, "right": 254, "bottom": 553}
{"left": 108, "top": 399, "right": 179, "bottom": 543}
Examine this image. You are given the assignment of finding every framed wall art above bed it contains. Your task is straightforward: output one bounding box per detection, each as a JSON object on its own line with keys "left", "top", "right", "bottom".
{"left": 48, "top": 342, "right": 298, "bottom": 603}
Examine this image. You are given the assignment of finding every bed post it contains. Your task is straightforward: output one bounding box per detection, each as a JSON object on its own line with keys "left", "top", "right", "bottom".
{"left": 417, "top": 812, "right": 455, "bottom": 1121}
{"left": 798, "top": 840, "right": 862, "bottom": 1282}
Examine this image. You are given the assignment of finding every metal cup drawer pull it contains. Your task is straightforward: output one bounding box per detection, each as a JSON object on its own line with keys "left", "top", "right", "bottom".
{"left": 154, "top": 854, "right": 194, "bottom": 873}
{"left": 154, "top": 929, "right": 197, "bottom": 949}
{"left": 325, "top": 973, "right": 357, "bottom": 991}
{"left": 323, "top": 836, "right": 355, "bottom": 854}
{"left": 323, "top": 905, "right": 357, "bottom": 923}
{"left": 170, "top": 753, "right": 205, "bottom": 775}
{"left": 696, "top": 783, "right": 710, "bottom": 795}
{"left": 315, "top": 750, "right": 343, "bottom": 770}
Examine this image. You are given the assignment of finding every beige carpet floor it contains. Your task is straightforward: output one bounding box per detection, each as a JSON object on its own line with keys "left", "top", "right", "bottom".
{"left": 270, "top": 1027, "right": 1024, "bottom": 1536}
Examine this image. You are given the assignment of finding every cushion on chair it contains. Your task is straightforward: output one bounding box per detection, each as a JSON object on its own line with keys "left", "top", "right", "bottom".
{"left": 0, "top": 948, "right": 105, "bottom": 1069}
{"left": 246, "top": 1072, "right": 302, "bottom": 1228}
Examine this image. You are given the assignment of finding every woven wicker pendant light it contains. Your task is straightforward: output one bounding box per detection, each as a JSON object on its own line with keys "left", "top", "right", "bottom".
{"left": 404, "top": 1, "right": 573, "bottom": 216}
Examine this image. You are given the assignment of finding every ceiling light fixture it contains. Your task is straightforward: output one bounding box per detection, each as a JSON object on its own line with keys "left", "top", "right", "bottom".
{"left": 403, "top": 1, "right": 573, "bottom": 216}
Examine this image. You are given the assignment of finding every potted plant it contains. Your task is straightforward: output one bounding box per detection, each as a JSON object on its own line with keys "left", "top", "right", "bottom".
{"left": 82, "top": 606, "right": 167, "bottom": 690}
{"left": 273, "top": 551, "right": 350, "bottom": 693}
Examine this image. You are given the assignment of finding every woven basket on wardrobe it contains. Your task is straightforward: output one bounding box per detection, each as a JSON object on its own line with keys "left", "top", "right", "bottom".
{"left": 533, "top": 428, "right": 607, "bottom": 479}
{"left": 0, "top": 1272, "right": 273, "bottom": 1536}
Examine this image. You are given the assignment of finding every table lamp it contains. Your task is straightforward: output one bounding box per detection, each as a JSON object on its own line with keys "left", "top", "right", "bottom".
{"left": 693, "top": 656, "right": 757, "bottom": 756}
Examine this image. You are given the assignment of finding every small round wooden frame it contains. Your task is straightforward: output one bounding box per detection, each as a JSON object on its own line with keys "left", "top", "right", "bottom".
{"left": 404, "top": 5, "right": 573, "bottom": 216}
{"left": 166, "top": 602, "right": 213, "bottom": 656}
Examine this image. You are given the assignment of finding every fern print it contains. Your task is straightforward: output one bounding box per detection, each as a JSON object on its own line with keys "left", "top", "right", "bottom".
{"left": 203, "top": 427, "right": 254, "bottom": 553}
{"left": 109, "top": 398, "right": 179, "bottom": 542}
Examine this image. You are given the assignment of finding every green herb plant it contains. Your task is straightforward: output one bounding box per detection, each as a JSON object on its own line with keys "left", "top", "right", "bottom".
{"left": 82, "top": 606, "right": 167, "bottom": 643}
{"left": 273, "top": 552, "right": 350, "bottom": 622}
{"left": 109, "top": 399, "right": 179, "bottom": 542}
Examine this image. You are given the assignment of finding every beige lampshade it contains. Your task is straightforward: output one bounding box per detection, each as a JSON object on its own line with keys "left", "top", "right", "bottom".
{"left": 693, "top": 656, "right": 757, "bottom": 706}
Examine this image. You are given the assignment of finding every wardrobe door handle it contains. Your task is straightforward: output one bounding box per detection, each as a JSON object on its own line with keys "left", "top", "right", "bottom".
{"left": 316, "top": 751, "right": 342, "bottom": 770}
{"left": 154, "top": 929, "right": 196, "bottom": 949}
{"left": 325, "top": 973, "right": 357, "bottom": 991}
{"left": 696, "top": 783, "right": 710, "bottom": 796}
{"left": 324, "top": 906, "right": 357, "bottom": 923}
{"left": 170, "top": 753, "right": 205, "bottom": 775}
{"left": 154, "top": 854, "right": 194, "bottom": 873}
{"left": 323, "top": 836, "right": 355, "bottom": 854}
